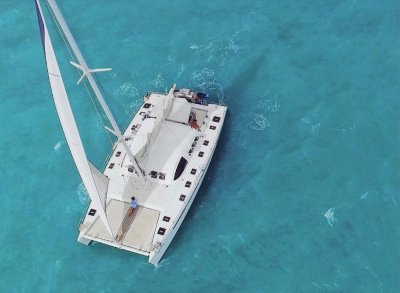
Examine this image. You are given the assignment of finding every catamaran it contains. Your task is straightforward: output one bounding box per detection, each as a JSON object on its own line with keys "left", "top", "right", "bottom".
{"left": 35, "top": 0, "right": 227, "bottom": 265}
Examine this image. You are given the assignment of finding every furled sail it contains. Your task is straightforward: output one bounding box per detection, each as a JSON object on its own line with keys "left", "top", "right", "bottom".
{"left": 35, "top": 0, "right": 114, "bottom": 239}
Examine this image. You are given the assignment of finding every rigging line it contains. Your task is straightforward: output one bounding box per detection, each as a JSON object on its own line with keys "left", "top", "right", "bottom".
{"left": 45, "top": 1, "right": 74, "bottom": 68}
{"left": 96, "top": 74, "right": 121, "bottom": 125}
{"left": 76, "top": 65, "right": 115, "bottom": 146}
{"left": 90, "top": 75, "right": 120, "bottom": 144}
{"left": 46, "top": 2, "right": 85, "bottom": 91}
{"left": 45, "top": 0, "right": 114, "bottom": 147}
{"left": 84, "top": 80, "right": 115, "bottom": 146}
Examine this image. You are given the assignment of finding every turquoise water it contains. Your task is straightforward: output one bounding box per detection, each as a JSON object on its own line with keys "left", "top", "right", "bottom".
{"left": 1, "top": 0, "right": 399, "bottom": 291}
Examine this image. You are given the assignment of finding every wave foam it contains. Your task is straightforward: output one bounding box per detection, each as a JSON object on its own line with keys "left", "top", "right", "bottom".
{"left": 312, "top": 123, "right": 321, "bottom": 136}
{"left": 323, "top": 208, "right": 337, "bottom": 226}
{"left": 116, "top": 82, "right": 138, "bottom": 98}
{"left": 77, "top": 182, "right": 89, "bottom": 205}
{"left": 247, "top": 112, "right": 270, "bottom": 131}
{"left": 54, "top": 141, "right": 62, "bottom": 152}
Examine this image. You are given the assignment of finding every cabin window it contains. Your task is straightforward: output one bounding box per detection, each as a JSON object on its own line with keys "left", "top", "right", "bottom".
{"left": 174, "top": 157, "right": 188, "bottom": 180}
{"left": 157, "top": 228, "right": 166, "bottom": 235}
{"left": 212, "top": 116, "right": 221, "bottom": 123}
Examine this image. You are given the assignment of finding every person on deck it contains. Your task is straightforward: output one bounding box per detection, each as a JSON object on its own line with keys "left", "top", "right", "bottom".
{"left": 190, "top": 119, "right": 201, "bottom": 131}
{"left": 141, "top": 111, "right": 156, "bottom": 121}
{"left": 190, "top": 92, "right": 199, "bottom": 103}
{"left": 128, "top": 196, "right": 138, "bottom": 216}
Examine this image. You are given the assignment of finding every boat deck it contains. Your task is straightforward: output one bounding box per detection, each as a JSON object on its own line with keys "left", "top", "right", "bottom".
{"left": 78, "top": 90, "right": 227, "bottom": 263}
{"left": 85, "top": 199, "right": 160, "bottom": 253}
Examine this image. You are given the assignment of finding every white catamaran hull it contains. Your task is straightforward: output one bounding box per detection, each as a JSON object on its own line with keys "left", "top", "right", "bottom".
{"left": 36, "top": 0, "right": 227, "bottom": 265}
{"left": 148, "top": 107, "right": 226, "bottom": 264}
{"left": 77, "top": 96, "right": 227, "bottom": 264}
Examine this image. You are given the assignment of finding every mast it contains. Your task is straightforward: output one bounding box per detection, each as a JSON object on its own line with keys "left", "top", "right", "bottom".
{"left": 45, "top": 0, "right": 145, "bottom": 179}
{"left": 35, "top": 0, "right": 114, "bottom": 239}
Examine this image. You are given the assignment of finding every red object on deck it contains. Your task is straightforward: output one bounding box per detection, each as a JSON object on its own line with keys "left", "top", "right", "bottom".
{"left": 190, "top": 120, "right": 200, "bottom": 131}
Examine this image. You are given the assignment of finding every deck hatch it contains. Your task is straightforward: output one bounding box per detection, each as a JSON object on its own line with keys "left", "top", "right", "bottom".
{"left": 191, "top": 168, "right": 197, "bottom": 175}
{"left": 198, "top": 151, "right": 204, "bottom": 157}
{"left": 163, "top": 216, "right": 170, "bottom": 222}
{"left": 128, "top": 167, "right": 134, "bottom": 173}
{"left": 203, "top": 140, "right": 209, "bottom": 146}
{"left": 108, "top": 163, "right": 115, "bottom": 169}
{"left": 115, "top": 151, "right": 121, "bottom": 157}
{"left": 174, "top": 157, "right": 188, "bottom": 180}
{"left": 179, "top": 194, "right": 186, "bottom": 201}
{"left": 88, "top": 209, "right": 96, "bottom": 216}
{"left": 212, "top": 116, "right": 221, "bottom": 123}
{"left": 143, "top": 103, "right": 151, "bottom": 109}
{"left": 185, "top": 181, "right": 192, "bottom": 188}
{"left": 210, "top": 125, "right": 216, "bottom": 130}
{"left": 150, "top": 171, "right": 157, "bottom": 178}
{"left": 157, "top": 228, "right": 166, "bottom": 235}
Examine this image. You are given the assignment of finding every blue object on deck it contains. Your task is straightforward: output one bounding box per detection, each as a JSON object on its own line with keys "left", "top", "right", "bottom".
{"left": 197, "top": 92, "right": 209, "bottom": 99}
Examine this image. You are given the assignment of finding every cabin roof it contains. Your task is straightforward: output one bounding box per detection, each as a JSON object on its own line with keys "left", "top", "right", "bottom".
{"left": 142, "top": 120, "right": 195, "bottom": 183}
